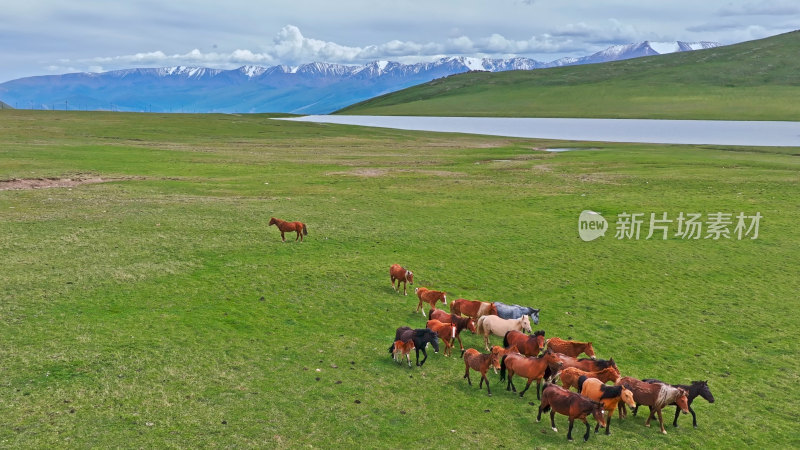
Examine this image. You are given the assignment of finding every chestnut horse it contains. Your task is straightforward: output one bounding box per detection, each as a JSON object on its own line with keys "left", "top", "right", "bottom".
{"left": 388, "top": 327, "right": 440, "bottom": 367}
{"left": 475, "top": 315, "right": 532, "bottom": 351}
{"left": 429, "top": 308, "right": 476, "bottom": 357}
{"left": 392, "top": 340, "right": 415, "bottom": 367}
{"left": 633, "top": 379, "right": 715, "bottom": 428}
{"left": 414, "top": 287, "right": 446, "bottom": 317}
{"left": 558, "top": 366, "right": 621, "bottom": 391}
{"left": 537, "top": 384, "right": 606, "bottom": 442}
{"left": 462, "top": 346, "right": 503, "bottom": 396}
{"left": 503, "top": 330, "right": 545, "bottom": 357}
{"left": 545, "top": 337, "right": 596, "bottom": 359}
{"left": 616, "top": 376, "right": 689, "bottom": 434}
{"left": 449, "top": 299, "right": 497, "bottom": 320}
{"left": 543, "top": 349, "right": 618, "bottom": 382}
{"left": 578, "top": 376, "right": 635, "bottom": 435}
{"left": 268, "top": 217, "right": 307, "bottom": 242}
{"left": 500, "top": 350, "right": 563, "bottom": 399}
{"left": 425, "top": 319, "right": 457, "bottom": 357}
{"left": 389, "top": 264, "right": 413, "bottom": 296}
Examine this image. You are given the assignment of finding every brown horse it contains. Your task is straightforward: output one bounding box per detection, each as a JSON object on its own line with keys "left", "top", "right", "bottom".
{"left": 579, "top": 376, "right": 635, "bottom": 435}
{"left": 500, "top": 350, "right": 563, "bottom": 399}
{"left": 546, "top": 337, "right": 596, "bottom": 359}
{"left": 462, "top": 347, "right": 503, "bottom": 396}
{"left": 503, "top": 330, "right": 546, "bottom": 357}
{"left": 414, "top": 287, "right": 446, "bottom": 317}
{"left": 389, "top": 264, "right": 413, "bottom": 296}
{"left": 616, "top": 376, "right": 689, "bottom": 434}
{"left": 392, "top": 340, "right": 415, "bottom": 367}
{"left": 543, "top": 349, "right": 618, "bottom": 382}
{"left": 426, "top": 319, "right": 457, "bottom": 357}
{"left": 558, "top": 366, "right": 621, "bottom": 391}
{"left": 537, "top": 384, "right": 606, "bottom": 442}
{"left": 268, "top": 217, "right": 307, "bottom": 242}
{"left": 449, "top": 299, "right": 497, "bottom": 320}
{"left": 475, "top": 315, "right": 532, "bottom": 351}
{"left": 429, "top": 308, "right": 476, "bottom": 357}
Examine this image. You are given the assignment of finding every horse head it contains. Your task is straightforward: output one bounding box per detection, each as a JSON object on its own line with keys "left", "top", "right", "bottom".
{"left": 530, "top": 308, "right": 540, "bottom": 325}
{"left": 268, "top": 217, "right": 277, "bottom": 226}
{"left": 675, "top": 388, "right": 690, "bottom": 414}
{"left": 695, "top": 380, "right": 715, "bottom": 403}
{"left": 585, "top": 342, "right": 597, "bottom": 360}
{"left": 520, "top": 315, "right": 532, "bottom": 333}
{"left": 427, "top": 330, "right": 440, "bottom": 353}
{"left": 620, "top": 386, "right": 636, "bottom": 408}
{"left": 488, "top": 303, "right": 498, "bottom": 316}
{"left": 405, "top": 270, "right": 413, "bottom": 284}
{"left": 533, "top": 330, "right": 546, "bottom": 350}
{"left": 489, "top": 346, "right": 504, "bottom": 373}
{"left": 466, "top": 318, "right": 477, "bottom": 334}
{"left": 591, "top": 401, "right": 607, "bottom": 429}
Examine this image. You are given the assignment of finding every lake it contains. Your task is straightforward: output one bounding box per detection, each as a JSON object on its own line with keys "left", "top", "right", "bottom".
{"left": 282, "top": 115, "right": 800, "bottom": 147}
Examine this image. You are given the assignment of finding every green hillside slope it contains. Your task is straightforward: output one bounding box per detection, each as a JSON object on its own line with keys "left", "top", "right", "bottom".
{"left": 338, "top": 31, "right": 800, "bottom": 120}
{"left": 0, "top": 100, "right": 12, "bottom": 109}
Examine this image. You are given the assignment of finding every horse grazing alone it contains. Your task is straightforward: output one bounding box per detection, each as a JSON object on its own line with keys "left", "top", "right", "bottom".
{"left": 429, "top": 308, "right": 476, "bottom": 357}
{"left": 558, "top": 366, "right": 621, "bottom": 391}
{"left": 578, "top": 376, "right": 635, "bottom": 435}
{"left": 414, "top": 287, "right": 446, "bottom": 317}
{"left": 425, "top": 319, "right": 457, "bottom": 357}
{"left": 462, "top": 346, "right": 503, "bottom": 396}
{"left": 500, "top": 349, "right": 563, "bottom": 399}
{"left": 546, "top": 337, "right": 596, "bottom": 359}
{"left": 503, "top": 330, "right": 546, "bottom": 357}
{"left": 389, "top": 264, "right": 413, "bottom": 296}
{"left": 476, "top": 315, "right": 532, "bottom": 351}
{"left": 616, "top": 376, "right": 689, "bottom": 434}
{"left": 392, "top": 340, "right": 415, "bottom": 367}
{"left": 449, "top": 299, "right": 497, "bottom": 320}
{"left": 388, "top": 327, "right": 440, "bottom": 367}
{"left": 268, "top": 217, "right": 308, "bottom": 242}
{"left": 537, "top": 384, "right": 606, "bottom": 442}
{"left": 495, "top": 301, "right": 540, "bottom": 324}
{"left": 633, "top": 379, "right": 715, "bottom": 428}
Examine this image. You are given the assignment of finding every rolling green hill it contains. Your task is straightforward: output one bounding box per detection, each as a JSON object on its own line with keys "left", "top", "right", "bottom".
{"left": 337, "top": 30, "right": 800, "bottom": 120}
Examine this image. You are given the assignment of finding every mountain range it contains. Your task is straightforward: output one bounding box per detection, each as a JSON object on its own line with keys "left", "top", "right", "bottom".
{"left": 0, "top": 41, "right": 718, "bottom": 114}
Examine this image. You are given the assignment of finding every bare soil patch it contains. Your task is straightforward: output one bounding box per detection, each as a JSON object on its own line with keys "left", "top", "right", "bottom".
{"left": 0, "top": 176, "right": 134, "bottom": 191}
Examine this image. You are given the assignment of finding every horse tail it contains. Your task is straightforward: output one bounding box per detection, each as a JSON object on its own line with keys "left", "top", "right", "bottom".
{"left": 503, "top": 330, "right": 511, "bottom": 348}
{"left": 577, "top": 375, "right": 588, "bottom": 394}
{"left": 303, "top": 223, "right": 308, "bottom": 235}
{"left": 475, "top": 316, "right": 485, "bottom": 336}
{"left": 389, "top": 342, "right": 395, "bottom": 354}
{"left": 499, "top": 355, "right": 508, "bottom": 381}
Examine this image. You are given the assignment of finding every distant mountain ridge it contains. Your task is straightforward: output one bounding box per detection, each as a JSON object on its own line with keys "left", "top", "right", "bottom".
{"left": 0, "top": 40, "right": 718, "bottom": 114}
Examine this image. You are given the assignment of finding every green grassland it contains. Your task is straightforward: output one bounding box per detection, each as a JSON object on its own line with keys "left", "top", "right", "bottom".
{"left": 338, "top": 31, "right": 800, "bottom": 120}
{"left": 1, "top": 110, "right": 799, "bottom": 448}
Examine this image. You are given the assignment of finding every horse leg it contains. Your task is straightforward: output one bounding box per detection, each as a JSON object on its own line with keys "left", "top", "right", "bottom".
{"left": 418, "top": 347, "right": 428, "bottom": 366}
{"left": 518, "top": 379, "right": 533, "bottom": 398}
{"left": 536, "top": 379, "right": 542, "bottom": 400}
{"left": 582, "top": 418, "right": 591, "bottom": 442}
{"left": 632, "top": 405, "right": 639, "bottom": 417}
{"left": 656, "top": 409, "right": 666, "bottom": 434}
{"left": 690, "top": 405, "right": 698, "bottom": 428}
{"left": 618, "top": 402, "right": 627, "bottom": 419}
{"left": 483, "top": 334, "right": 490, "bottom": 351}
{"left": 402, "top": 281, "right": 407, "bottom": 296}
{"left": 464, "top": 366, "right": 472, "bottom": 385}
{"left": 406, "top": 353, "right": 412, "bottom": 368}
{"left": 566, "top": 418, "right": 575, "bottom": 441}
{"left": 605, "top": 413, "right": 612, "bottom": 435}
{"left": 295, "top": 230, "right": 300, "bottom": 241}
{"left": 550, "top": 410, "right": 558, "bottom": 432}
{"left": 280, "top": 231, "right": 286, "bottom": 242}
{"left": 483, "top": 373, "right": 492, "bottom": 396}
{"left": 645, "top": 407, "right": 654, "bottom": 427}
{"left": 508, "top": 372, "right": 516, "bottom": 392}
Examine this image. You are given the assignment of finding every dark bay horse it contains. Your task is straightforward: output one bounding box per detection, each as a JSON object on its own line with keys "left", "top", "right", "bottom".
{"left": 633, "top": 379, "right": 715, "bottom": 428}
{"left": 537, "top": 384, "right": 606, "bottom": 442}
{"left": 389, "top": 264, "right": 413, "bottom": 296}
{"left": 429, "top": 308, "right": 476, "bottom": 357}
{"left": 414, "top": 287, "right": 446, "bottom": 317}
{"left": 503, "top": 330, "right": 545, "bottom": 357}
{"left": 388, "top": 327, "right": 440, "bottom": 367}
{"left": 462, "top": 347, "right": 503, "bottom": 396}
{"left": 449, "top": 299, "right": 497, "bottom": 320}
{"left": 495, "top": 301, "right": 540, "bottom": 324}
{"left": 616, "top": 376, "right": 689, "bottom": 434}
{"left": 546, "top": 337, "right": 596, "bottom": 359}
{"left": 578, "top": 376, "right": 635, "bottom": 435}
{"left": 500, "top": 350, "right": 562, "bottom": 399}
{"left": 558, "top": 366, "right": 621, "bottom": 391}
{"left": 268, "top": 217, "right": 307, "bottom": 242}
{"left": 543, "top": 349, "right": 618, "bottom": 382}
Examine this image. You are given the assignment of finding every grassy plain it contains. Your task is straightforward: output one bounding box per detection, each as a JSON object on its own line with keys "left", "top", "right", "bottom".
{"left": 338, "top": 31, "right": 800, "bottom": 120}
{"left": 1, "top": 110, "right": 798, "bottom": 448}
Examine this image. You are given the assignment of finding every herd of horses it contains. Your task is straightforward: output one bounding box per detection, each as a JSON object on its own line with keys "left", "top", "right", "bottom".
{"left": 386, "top": 264, "right": 715, "bottom": 442}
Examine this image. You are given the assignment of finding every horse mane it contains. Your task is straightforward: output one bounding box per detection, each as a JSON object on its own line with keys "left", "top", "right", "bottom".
{"left": 533, "top": 330, "right": 545, "bottom": 337}
{"left": 580, "top": 357, "right": 614, "bottom": 369}
{"left": 577, "top": 375, "right": 588, "bottom": 393}
{"left": 599, "top": 384, "right": 623, "bottom": 399}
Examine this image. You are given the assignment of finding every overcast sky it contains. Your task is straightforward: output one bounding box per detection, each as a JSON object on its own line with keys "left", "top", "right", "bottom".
{"left": 2, "top": 0, "right": 798, "bottom": 82}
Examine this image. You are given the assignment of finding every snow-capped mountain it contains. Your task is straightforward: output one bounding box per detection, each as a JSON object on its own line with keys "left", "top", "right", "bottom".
{"left": 0, "top": 41, "right": 718, "bottom": 114}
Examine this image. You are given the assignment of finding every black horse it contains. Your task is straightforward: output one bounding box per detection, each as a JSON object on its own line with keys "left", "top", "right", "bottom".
{"left": 388, "top": 327, "right": 440, "bottom": 367}
{"left": 632, "top": 379, "right": 715, "bottom": 428}
{"left": 495, "top": 301, "right": 540, "bottom": 325}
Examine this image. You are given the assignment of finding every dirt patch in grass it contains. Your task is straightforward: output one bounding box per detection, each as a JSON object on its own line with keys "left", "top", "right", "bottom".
{"left": 326, "top": 168, "right": 465, "bottom": 178}
{"left": 0, "top": 176, "right": 136, "bottom": 191}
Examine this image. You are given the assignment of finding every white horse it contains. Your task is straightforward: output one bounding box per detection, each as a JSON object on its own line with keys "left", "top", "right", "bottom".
{"left": 475, "top": 315, "right": 532, "bottom": 350}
